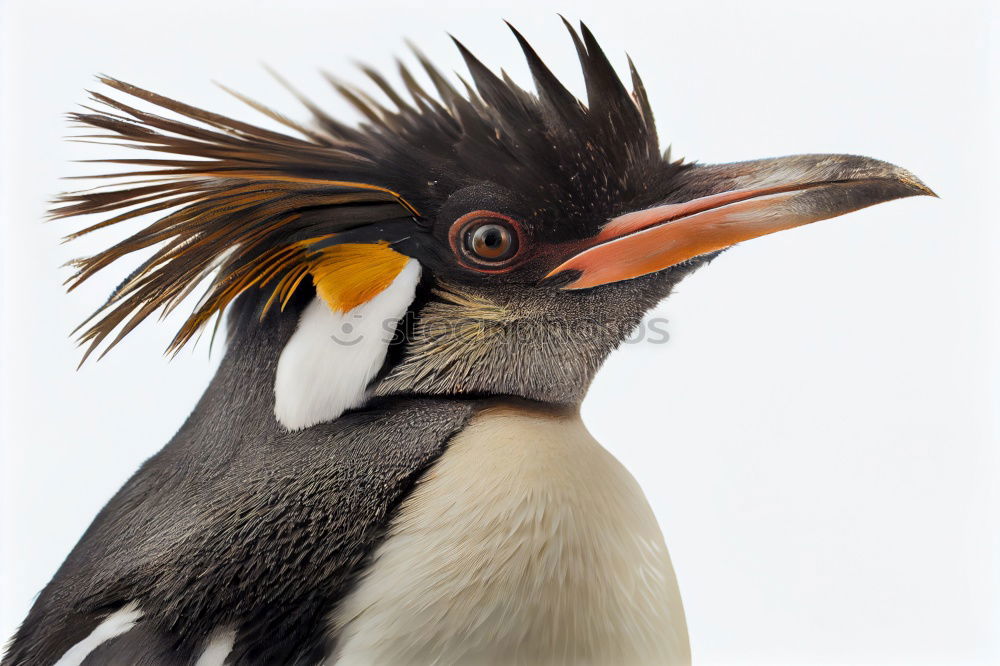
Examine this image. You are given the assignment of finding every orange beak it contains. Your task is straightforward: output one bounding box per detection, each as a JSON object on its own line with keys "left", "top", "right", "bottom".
{"left": 545, "top": 154, "right": 935, "bottom": 290}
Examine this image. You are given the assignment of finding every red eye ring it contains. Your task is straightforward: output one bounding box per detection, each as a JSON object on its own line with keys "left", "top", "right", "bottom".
{"left": 448, "top": 210, "right": 526, "bottom": 273}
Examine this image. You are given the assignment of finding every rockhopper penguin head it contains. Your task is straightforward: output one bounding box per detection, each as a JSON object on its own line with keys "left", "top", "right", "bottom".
{"left": 57, "top": 20, "right": 934, "bottom": 428}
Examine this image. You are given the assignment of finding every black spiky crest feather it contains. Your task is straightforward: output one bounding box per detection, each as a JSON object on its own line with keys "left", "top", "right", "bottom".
{"left": 54, "top": 20, "right": 683, "bottom": 362}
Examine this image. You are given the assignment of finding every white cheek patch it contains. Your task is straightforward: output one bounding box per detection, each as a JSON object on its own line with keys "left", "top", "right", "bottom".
{"left": 274, "top": 259, "right": 421, "bottom": 431}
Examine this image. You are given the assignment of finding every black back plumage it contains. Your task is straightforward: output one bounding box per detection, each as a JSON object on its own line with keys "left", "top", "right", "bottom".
{"left": 3, "top": 295, "right": 477, "bottom": 665}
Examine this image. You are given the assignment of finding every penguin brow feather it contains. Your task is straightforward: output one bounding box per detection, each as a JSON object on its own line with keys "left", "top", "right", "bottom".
{"left": 52, "top": 21, "right": 670, "bottom": 364}
{"left": 56, "top": 77, "right": 420, "bottom": 364}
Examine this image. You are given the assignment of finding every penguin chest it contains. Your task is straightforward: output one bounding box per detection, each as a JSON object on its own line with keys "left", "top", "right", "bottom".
{"left": 329, "top": 405, "right": 690, "bottom": 666}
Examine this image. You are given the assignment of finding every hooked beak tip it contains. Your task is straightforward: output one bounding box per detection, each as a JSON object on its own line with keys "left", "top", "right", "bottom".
{"left": 544, "top": 154, "right": 936, "bottom": 290}
{"left": 908, "top": 178, "right": 938, "bottom": 199}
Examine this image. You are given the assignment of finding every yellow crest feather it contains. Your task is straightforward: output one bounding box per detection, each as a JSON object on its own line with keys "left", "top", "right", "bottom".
{"left": 310, "top": 242, "right": 410, "bottom": 313}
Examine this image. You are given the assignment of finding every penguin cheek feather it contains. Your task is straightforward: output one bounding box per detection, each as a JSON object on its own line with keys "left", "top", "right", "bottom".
{"left": 273, "top": 245, "right": 420, "bottom": 431}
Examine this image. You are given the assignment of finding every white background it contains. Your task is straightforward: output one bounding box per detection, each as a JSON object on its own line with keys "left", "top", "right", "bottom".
{"left": 2, "top": 1, "right": 997, "bottom": 663}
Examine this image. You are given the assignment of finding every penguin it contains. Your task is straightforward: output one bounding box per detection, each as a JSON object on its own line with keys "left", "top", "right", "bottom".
{"left": 2, "top": 19, "right": 933, "bottom": 666}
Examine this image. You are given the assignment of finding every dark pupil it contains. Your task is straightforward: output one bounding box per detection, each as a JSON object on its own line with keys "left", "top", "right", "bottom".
{"left": 469, "top": 222, "right": 512, "bottom": 260}
{"left": 482, "top": 228, "right": 502, "bottom": 248}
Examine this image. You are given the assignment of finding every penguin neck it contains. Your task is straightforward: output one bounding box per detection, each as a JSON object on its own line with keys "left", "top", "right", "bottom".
{"left": 372, "top": 280, "right": 652, "bottom": 407}
{"left": 173, "top": 296, "right": 302, "bottom": 448}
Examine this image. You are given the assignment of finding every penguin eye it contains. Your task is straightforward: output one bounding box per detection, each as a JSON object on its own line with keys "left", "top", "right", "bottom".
{"left": 468, "top": 223, "right": 514, "bottom": 260}
{"left": 450, "top": 211, "right": 524, "bottom": 271}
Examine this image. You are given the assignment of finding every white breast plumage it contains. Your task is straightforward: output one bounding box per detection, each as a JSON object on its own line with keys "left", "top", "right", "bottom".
{"left": 328, "top": 405, "right": 690, "bottom": 666}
